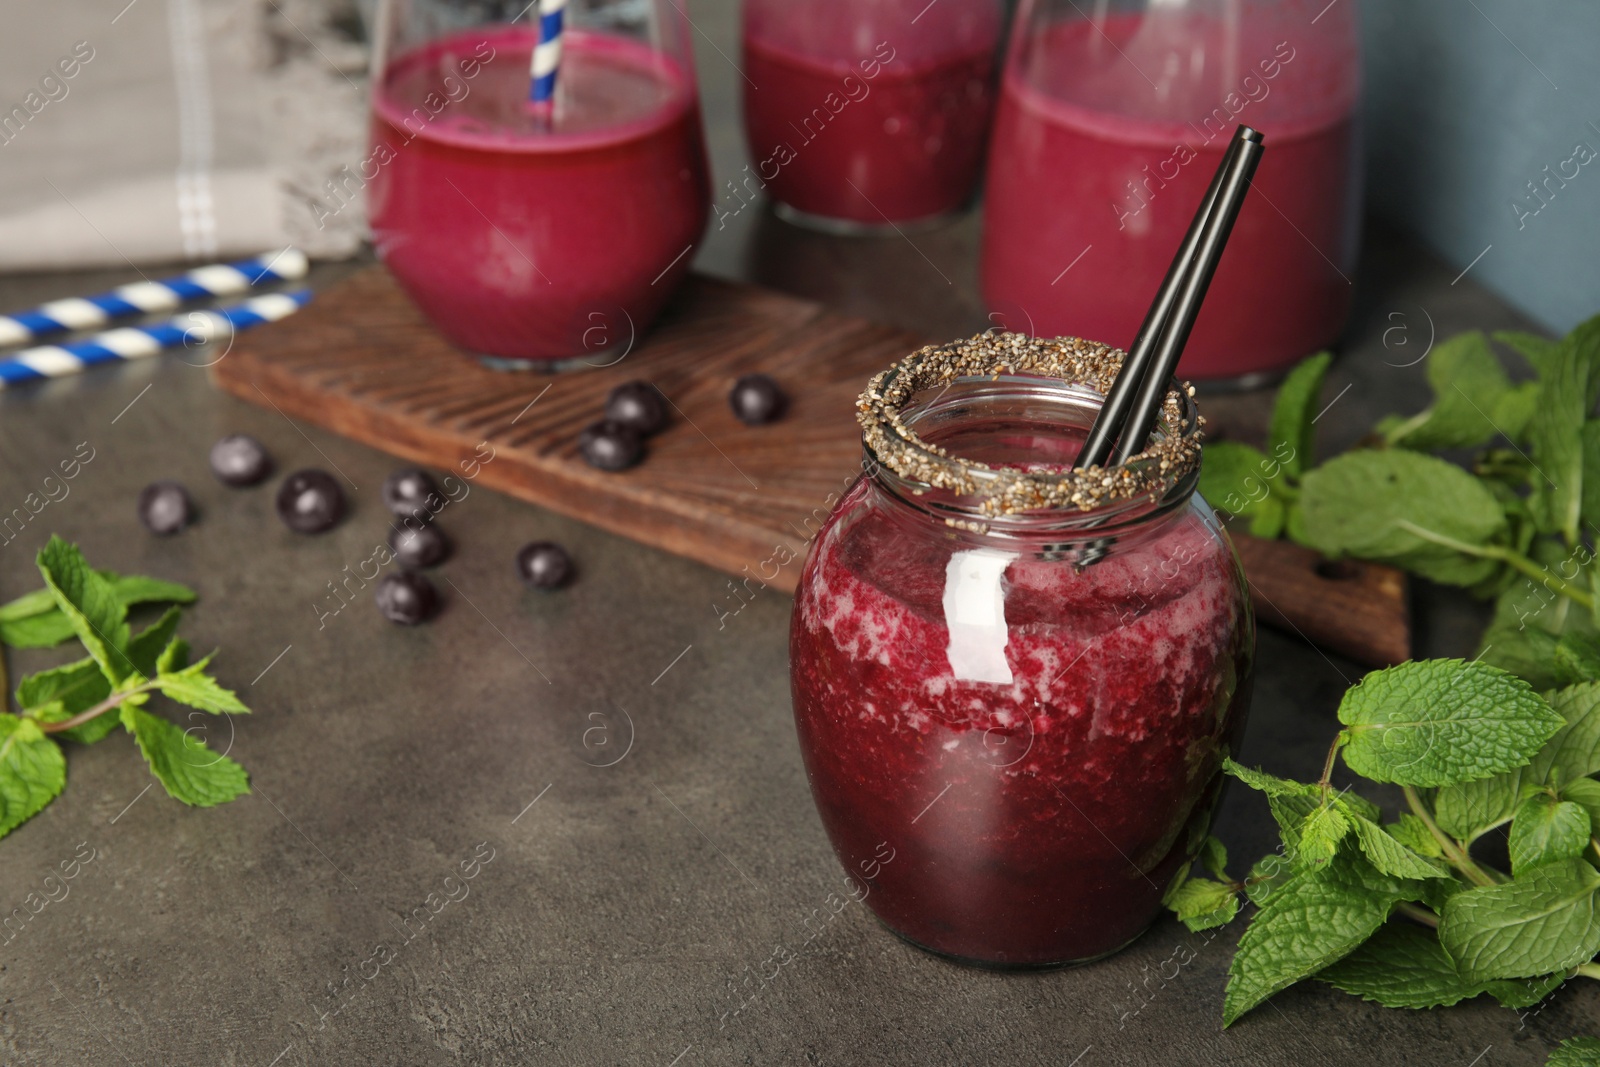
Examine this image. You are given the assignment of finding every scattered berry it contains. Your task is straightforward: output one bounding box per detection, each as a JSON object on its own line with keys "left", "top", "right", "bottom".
{"left": 209, "top": 434, "right": 272, "bottom": 487}
{"left": 375, "top": 571, "right": 439, "bottom": 625}
{"left": 275, "top": 469, "right": 346, "bottom": 534}
{"left": 516, "top": 541, "right": 573, "bottom": 589}
{"left": 390, "top": 521, "right": 451, "bottom": 568}
{"left": 138, "top": 481, "right": 194, "bottom": 535}
{"left": 729, "top": 374, "right": 787, "bottom": 425}
{"left": 578, "top": 420, "right": 643, "bottom": 472}
{"left": 382, "top": 468, "right": 443, "bottom": 521}
{"left": 605, "top": 381, "right": 668, "bottom": 436}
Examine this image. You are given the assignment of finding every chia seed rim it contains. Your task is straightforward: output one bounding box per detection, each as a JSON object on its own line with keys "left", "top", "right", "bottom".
{"left": 857, "top": 332, "right": 1204, "bottom": 520}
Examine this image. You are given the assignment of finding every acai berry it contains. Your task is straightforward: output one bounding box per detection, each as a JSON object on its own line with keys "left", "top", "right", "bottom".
{"left": 275, "top": 469, "right": 346, "bottom": 534}
{"left": 138, "top": 481, "right": 195, "bottom": 535}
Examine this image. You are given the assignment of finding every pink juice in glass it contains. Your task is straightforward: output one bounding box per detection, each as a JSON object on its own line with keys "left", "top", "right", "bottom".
{"left": 740, "top": 0, "right": 1003, "bottom": 227}
{"left": 981, "top": 15, "right": 1359, "bottom": 380}
{"left": 368, "top": 27, "right": 710, "bottom": 363}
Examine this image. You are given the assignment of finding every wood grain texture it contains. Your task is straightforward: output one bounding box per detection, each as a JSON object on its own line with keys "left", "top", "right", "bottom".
{"left": 212, "top": 266, "right": 1410, "bottom": 666}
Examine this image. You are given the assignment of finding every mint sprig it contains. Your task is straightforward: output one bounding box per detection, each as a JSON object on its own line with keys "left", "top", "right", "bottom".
{"left": 0, "top": 536, "right": 249, "bottom": 839}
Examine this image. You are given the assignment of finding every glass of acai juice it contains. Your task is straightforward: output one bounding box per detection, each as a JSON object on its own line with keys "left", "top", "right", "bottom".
{"left": 790, "top": 334, "right": 1255, "bottom": 966}
{"left": 367, "top": 0, "right": 711, "bottom": 368}
{"left": 740, "top": 0, "right": 1005, "bottom": 233}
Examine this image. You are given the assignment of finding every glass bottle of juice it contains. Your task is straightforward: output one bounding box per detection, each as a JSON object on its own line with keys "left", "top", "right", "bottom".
{"left": 981, "top": 0, "right": 1361, "bottom": 382}
{"left": 741, "top": 0, "right": 1006, "bottom": 232}
{"left": 790, "top": 334, "right": 1254, "bottom": 965}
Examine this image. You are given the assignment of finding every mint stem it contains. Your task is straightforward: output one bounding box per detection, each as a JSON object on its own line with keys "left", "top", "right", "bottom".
{"left": 1395, "top": 902, "right": 1440, "bottom": 929}
{"left": 36, "top": 684, "right": 152, "bottom": 735}
{"left": 1403, "top": 785, "right": 1499, "bottom": 888}
{"left": 1394, "top": 521, "right": 1596, "bottom": 609}
{"left": 1576, "top": 963, "right": 1600, "bottom": 981}
{"left": 1317, "top": 735, "right": 1343, "bottom": 792}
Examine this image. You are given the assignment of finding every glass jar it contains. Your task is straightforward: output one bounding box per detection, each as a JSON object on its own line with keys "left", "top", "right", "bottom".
{"left": 739, "top": 0, "right": 1006, "bottom": 232}
{"left": 789, "top": 334, "right": 1254, "bottom": 967}
{"left": 367, "top": 0, "right": 711, "bottom": 368}
{"left": 980, "top": 0, "right": 1361, "bottom": 382}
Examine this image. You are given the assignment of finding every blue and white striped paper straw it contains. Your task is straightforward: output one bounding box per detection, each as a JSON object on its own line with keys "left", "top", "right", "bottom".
{"left": 529, "top": 0, "right": 566, "bottom": 106}
{"left": 0, "top": 248, "right": 308, "bottom": 348}
{"left": 0, "top": 289, "right": 311, "bottom": 389}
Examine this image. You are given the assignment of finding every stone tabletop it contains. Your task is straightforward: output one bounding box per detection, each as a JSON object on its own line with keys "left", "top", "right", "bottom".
{"left": 0, "top": 2, "right": 1591, "bottom": 1065}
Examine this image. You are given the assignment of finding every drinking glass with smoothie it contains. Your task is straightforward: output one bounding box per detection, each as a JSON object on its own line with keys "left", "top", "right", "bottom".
{"left": 740, "top": 0, "right": 1005, "bottom": 232}
{"left": 368, "top": 0, "right": 711, "bottom": 367}
{"left": 980, "top": 0, "right": 1360, "bottom": 382}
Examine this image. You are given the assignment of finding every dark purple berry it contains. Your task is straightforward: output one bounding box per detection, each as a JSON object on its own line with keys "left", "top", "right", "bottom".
{"left": 137, "top": 481, "right": 194, "bottom": 535}
{"left": 209, "top": 434, "right": 272, "bottom": 487}
{"left": 605, "top": 381, "right": 668, "bottom": 436}
{"left": 578, "top": 420, "right": 643, "bottom": 472}
{"left": 729, "top": 374, "right": 787, "bottom": 425}
{"left": 390, "top": 521, "right": 451, "bottom": 568}
{"left": 275, "top": 469, "right": 345, "bottom": 534}
{"left": 516, "top": 541, "right": 573, "bottom": 589}
{"left": 374, "top": 571, "right": 438, "bottom": 625}
{"left": 382, "top": 468, "right": 444, "bottom": 522}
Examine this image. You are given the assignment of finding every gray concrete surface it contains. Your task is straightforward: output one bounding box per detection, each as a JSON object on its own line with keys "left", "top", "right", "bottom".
{"left": 0, "top": 1, "right": 1595, "bottom": 1063}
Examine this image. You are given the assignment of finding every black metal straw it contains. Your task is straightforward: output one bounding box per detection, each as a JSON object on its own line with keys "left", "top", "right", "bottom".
{"left": 1074, "top": 134, "right": 1243, "bottom": 470}
{"left": 1110, "top": 129, "right": 1264, "bottom": 464}
{"left": 1073, "top": 125, "right": 1265, "bottom": 469}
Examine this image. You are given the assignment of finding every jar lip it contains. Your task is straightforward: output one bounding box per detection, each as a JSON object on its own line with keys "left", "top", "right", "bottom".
{"left": 857, "top": 332, "right": 1204, "bottom": 519}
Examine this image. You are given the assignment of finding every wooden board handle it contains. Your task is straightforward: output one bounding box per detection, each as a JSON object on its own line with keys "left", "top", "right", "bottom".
{"left": 1230, "top": 532, "right": 1410, "bottom": 667}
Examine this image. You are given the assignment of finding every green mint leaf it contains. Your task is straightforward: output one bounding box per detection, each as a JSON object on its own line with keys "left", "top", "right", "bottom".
{"left": 1166, "top": 877, "right": 1239, "bottom": 932}
{"left": 1579, "top": 423, "right": 1600, "bottom": 540}
{"left": 1557, "top": 630, "right": 1600, "bottom": 685}
{"left": 1383, "top": 332, "right": 1515, "bottom": 451}
{"left": 0, "top": 611, "right": 80, "bottom": 649}
{"left": 157, "top": 637, "right": 190, "bottom": 674}
{"left": 1224, "top": 758, "right": 1319, "bottom": 798}
{"left": 1340, "top": 790, "right": 1383, "bottom": 823}
{"left": 1336, "top": 659, "right": 1562, "bottom": 787}
{"left": 1494, "top": 329, "right": 1561, "bottom": 375}
{"left": 125, "top": 706, "right": 249, "bottom": 806}
{"left": 151, "top": 654, "right": 249, "bottom": 715}
{"left": 17, "top": 656, "right": 117, "bottom": 745}
{"left": 0, "top": 569, "right": 195, "bottom": 649}
{"left": 1438, "top": 858, "right": 1600, "bottom": 981}
{"left": 1508, "top": 794, "right": 1591, "bottom": 875}
{"left": 0, "top": 714, "right": 66, "bottom": 839}
{"left": 1198, "top": 442, "right": 1283, "bottom": 527}
{"left": 1421, "top": 874, "right": 1468, "bottom": 915}
{"left": 1320, "top": 921, "right": 1501, "bottom": 1009}
{"left": 1560, "top": 776, "right": 1600, "bottom": 827}
{"left": 126, "top": 606, "right": 182, "bottom": 681}
{"left": 1386, "top": 813, "right": 1445, "bottom": 858}
{"left": 1222, "top": 853, "right": 1402, "bottom": 1026}
{"left": 1297, "top": 800, "right": 1351, "bottom": 866}
{"left": 1484, "top": 971, "right": 1566, "bottom": 1010}
{"left": 1268, "top": 352, "right": 1332, "bottom": 478}
{"left": 1248, "top": 495, "right": 1288, "bottom": 539}
{"left": 1268, "top": 793, "right": 1320, "bottom": 857}
{"left": 1348, "top": 811, "right": 1451, "bottom": 880}
{"left": 105, "top": 573, "right": 196, "bottom": 609}
{"left": 1200, "top": 835, "right": 1229, "bottom": 880}
{"left": 1245, "top": 853, "right": 1294, "bottom": 906}
{"left": 1299, "top": 449, "right": 1510, "bottom": 587}
{"left": 1438, "top": 681, "right": 1600, "bottom": 841}
{"left": 1526, "top": 316, "right": 1600, "bottom": 542}
{"left": 1491, "top": 381, "right": 1541, "bottom": 443}
{"left": 1546, "top": 1036, "right": 1600, "bottom": 1067}
{"left": 36, "top": 537, "right": 131, "bottom": 681}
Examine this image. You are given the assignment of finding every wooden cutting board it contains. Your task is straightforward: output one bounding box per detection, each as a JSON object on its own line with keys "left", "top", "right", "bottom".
{"left": 211, "top": 266, "right": 1409, "bottom": 667}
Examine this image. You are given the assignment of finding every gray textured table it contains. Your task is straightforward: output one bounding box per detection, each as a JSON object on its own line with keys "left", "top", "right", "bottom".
{"left": 0, "top": 5, "right": 1593, "bottom": 1065}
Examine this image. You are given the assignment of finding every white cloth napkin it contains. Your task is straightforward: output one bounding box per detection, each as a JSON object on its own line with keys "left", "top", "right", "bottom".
{"left": 0, "top": 0, "right": 369, "bottom": 272}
